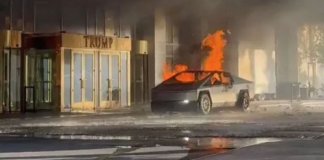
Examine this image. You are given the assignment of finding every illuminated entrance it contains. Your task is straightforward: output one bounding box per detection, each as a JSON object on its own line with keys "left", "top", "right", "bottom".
{"left": 22, "top": 33, "right": 131, "bottom": 112}
{"left": 63, "top": 50, "right": 129, "bottom": 112}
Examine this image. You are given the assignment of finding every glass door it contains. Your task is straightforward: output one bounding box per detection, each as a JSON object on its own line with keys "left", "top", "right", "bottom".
{"left": 71, "top": 51, "right": 95, "bottom": 111}
{"left": 25, "top": 50, "right": 55, "bottom": 111}
{"left": 99, "top": 53, "right": 121, "bottom": 109}
{"left": 3, "top": 49, "right": 10, "bottom": 112}
{"left": 25, "top": 51, "right": 36, "bottom": 111}
{"left": 99, "top": 54, "right": 110, "bottom": 109}
{"left": 132, "top": 54, "right": 149, "bottom": 104}
{"left": 41, "top": 57, "right": 53, "bottom": 104}
{"left": 72, "top": 53, "right": 82, "bottom": 110}
{"left": 84, "top": 53, "right": 95, "bottom": 110}
{"left": 120, "top": 52, "right": 129, "bottom": 107}
{"left": 3, "top": 49, "right": 21, "bottom": 112}
{"left": 36, "top": 54, "right": 54, "bottom": 109}
{"left": 111, "top": 55, "right": 120, "bottom": 107}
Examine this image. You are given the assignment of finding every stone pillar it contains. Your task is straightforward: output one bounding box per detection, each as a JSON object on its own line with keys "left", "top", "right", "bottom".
{"left": 154, "top": 8, "right": 167, "bottom": 86}
{"left": 225, "top": 29, "right": 239, "bottom": 76}
{"left": 275, "top": 25, "right": 299, "bottom": 99}
{"left": 237, "top": 25, "right": 276, "bottom": 95}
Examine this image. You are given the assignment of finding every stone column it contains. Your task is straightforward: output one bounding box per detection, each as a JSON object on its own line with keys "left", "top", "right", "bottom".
{"left": 154, "top": 8, "right": 167, "bottom": 86}
{"left": 275, "top": 25, "right": 299, "bottom": 99}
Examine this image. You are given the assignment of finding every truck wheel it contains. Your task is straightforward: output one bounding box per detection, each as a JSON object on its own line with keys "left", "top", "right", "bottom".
{"left": 238, "top": 91, "right": 250, "bottom": 110}
{"left": 198, "top": 93, "right": 212, "bottom": 115}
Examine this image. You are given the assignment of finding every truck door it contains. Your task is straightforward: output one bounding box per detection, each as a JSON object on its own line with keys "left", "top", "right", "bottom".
{"left": 220, "top": 73, "right": 237, "bottom": 105}
{"left": 208, "top": 73, "right": 227, "bottom": 107}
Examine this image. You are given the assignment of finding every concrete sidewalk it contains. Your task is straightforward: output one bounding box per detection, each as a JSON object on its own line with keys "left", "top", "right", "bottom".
{"left": 249, "top": 100, "right": 324, "bottom": 113}
{"left": 1, "top": 100, "right": 324, "bottom": 125}
{"left": 0, "top": 106, "right": 136, "bottom": 119}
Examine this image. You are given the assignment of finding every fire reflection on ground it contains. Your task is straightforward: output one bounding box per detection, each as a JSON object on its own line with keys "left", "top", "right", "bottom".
{"left": 183, "top": 137, "right": 283, "bottom": 159}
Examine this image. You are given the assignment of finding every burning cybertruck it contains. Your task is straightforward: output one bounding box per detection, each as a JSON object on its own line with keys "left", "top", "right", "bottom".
{"left": 151, "top": 71, "right": 254, "bottom": 114}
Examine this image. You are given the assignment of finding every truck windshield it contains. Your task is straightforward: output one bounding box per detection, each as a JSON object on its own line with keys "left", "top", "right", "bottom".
{"left": 162, "top": 71, "right": 211, "bottom": 85}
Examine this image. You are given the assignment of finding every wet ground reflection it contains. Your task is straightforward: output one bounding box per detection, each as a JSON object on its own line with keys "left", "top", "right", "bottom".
{"left": 183, "top": 137, "right": 283, "bottom": 159}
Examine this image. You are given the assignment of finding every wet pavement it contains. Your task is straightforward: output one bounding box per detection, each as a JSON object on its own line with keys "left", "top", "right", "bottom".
{"left": 197, "top": 139, "right": 324, "bottom": 160}
{"left": 2, "top": 108, "right": 324, "bottom": 139}
{"left": 2, "top": 105, "right": 324, "bottom": 159}
{"left": 0, "top": 136, "right": 287, "bottom": 159}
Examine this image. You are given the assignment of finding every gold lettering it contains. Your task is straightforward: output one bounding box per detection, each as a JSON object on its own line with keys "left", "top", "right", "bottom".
{"left": 102, "top": 37, "right": 108, "bottom": 48}
{"left": 90, "top": 37, "right": 96, "bottom": 48}
{"left": 109, "top": 37, "right": 113, "bottom": 48}
{"left": 95, "top": 37, "right": 101, "bottom": 48}
{"left": 84, "top": 36, "right": 90, "bottom": 47}
{"left": 84, "top": 36, "right": 114, "bottom": 49}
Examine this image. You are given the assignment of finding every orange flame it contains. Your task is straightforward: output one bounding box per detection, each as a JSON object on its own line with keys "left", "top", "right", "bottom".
{"left": 162, "top": 30, "right": 227, "bottom": 82}
{"left": 163, "top": 64, "right": 175, "bottom": 80}
{"left": 202, "top": 30, "right": 227, "bottom": 71}
{"left": 175, "top": 71, "right": 195, "bottom": 83}
{"left": 163, "top": 64, "right": 195, "bottom": 83}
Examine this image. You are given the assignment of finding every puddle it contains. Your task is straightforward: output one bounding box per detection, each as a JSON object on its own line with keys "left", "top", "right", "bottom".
{"left": 2, "top": 133, "right": 284, "bottom": 150}
{"left": 0, "top": 134, "right": 289, "bottom": 159}
{"left": 59, "top": 135, "right": 132, "bottom": 140}
{"left": 182, "top": 137, "right": 284, "bottom": 159}
{"left": 185, "top": 137, "right": 283, "bottom": 150}
{"left": 54, "top": 134, "right": 284, "bottom": 152}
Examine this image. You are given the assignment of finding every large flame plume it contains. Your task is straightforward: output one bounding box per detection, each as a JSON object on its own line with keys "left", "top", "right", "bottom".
{"left": 201, "top": 30, "right": 226, "bottom": 71}
{"left": 163, "top": 30, "right": 227, "bottom": 82}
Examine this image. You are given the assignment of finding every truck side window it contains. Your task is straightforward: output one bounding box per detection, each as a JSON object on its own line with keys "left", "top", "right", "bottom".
{"left": 211, "top": 73, "right": 222, "bottom": 86}
{"left": 221, "top": 72, "right": 233, "bottom": 87}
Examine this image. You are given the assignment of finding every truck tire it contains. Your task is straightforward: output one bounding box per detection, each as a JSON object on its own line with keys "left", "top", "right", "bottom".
{"left": 237, "top": 91, "right": 250, "bottom": 110}
{"left": 198, "top": 93, "right": 212, "bottom": 115}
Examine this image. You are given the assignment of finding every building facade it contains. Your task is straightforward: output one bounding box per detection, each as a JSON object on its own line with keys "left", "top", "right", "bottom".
{"left": 1, "top": 0, "right": 324, "bottom": 113}
{"left": 21, "top": 33, "right": 131, "bottom": 112}
{"left": 0, "top": 0, "right": 141, "bottom": 113}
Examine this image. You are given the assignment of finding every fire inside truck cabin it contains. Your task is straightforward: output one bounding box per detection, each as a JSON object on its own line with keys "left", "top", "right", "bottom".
{"left": 0, "top": 0, "right": 324, "bottom": 113}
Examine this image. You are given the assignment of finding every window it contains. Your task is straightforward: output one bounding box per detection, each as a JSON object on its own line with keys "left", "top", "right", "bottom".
{"left": 64, "top": 49, "right": 71, "bottom": 108}
{"left": 205, "top": 72, "right": 233, "bottom": 87}
{"left": 35, "top": 1, "right": 60, "bottom": 32}
{"left": 42, "top": 57, "right": 53, "bottom": 103}
{"left": 105, "top": 10, "right": 118, "bottom": 36}
{"left": 63, "top": 3, "right": 86, "bottom": 34}
{"left": 163, "top": 71, "right": 211, "bottom": 85}
{"left": 210, "top": 73, "right": 222, "bottom": 86}
{"left": 96, "top": 8, "right": 105, "bottom": 35}
{"left": 165, "top": 15, "right": 179, "bottom": 66}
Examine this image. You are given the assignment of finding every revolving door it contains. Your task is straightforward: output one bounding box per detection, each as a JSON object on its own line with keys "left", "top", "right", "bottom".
{"left": 25, "top": 50, "right": 57, "bottom": 111}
